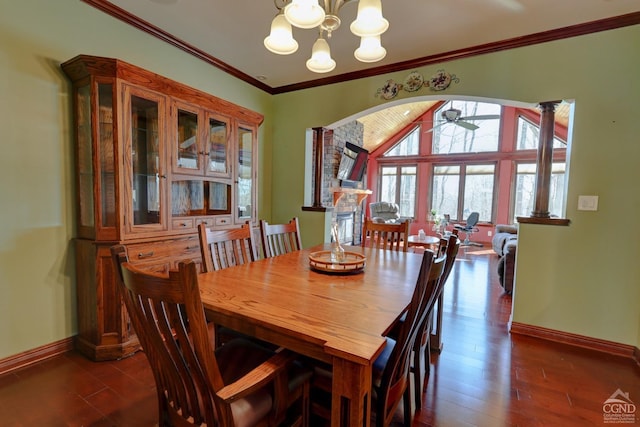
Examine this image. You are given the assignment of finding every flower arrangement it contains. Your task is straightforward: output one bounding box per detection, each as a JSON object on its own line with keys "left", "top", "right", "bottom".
{"left": 430, "top": 209, "right": 449, "bottom": 236}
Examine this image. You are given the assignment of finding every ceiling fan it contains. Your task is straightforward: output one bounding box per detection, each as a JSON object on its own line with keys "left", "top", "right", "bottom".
{"left": 424, "top": 108, "right": 500, "bottom": 133}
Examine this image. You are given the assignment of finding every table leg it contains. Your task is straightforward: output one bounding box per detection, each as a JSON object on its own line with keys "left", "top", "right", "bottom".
{"left": 331, "top": 358, "right": 372, "bottom": 427}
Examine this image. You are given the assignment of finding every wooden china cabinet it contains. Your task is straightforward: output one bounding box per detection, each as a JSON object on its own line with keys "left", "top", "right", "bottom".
{"left": 62, "top": 55, "right": 262, "bottom": 361}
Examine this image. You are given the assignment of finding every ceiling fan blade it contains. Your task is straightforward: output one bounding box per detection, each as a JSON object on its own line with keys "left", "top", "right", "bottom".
{"left": 424, "top": 122, "right": 446, "bottom": 133}
{"left": 455, "top": 120, "right": 480, "bottom": 131}
{"left": 490, "top": 0, "right": 524, "bottom": 11}
{"left": 459, "top": 114, "right": 501, "bottom": 121}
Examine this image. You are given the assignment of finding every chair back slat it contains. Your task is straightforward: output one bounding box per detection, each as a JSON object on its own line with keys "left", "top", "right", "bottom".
{"left": 361, "top": 218, "right": 410, "bottom": 252}
{"left": 198, "top": 222, "right": 258, "bottom": 272}
{"left": 260, "top": 217, "right": 302, "bottom": 258}
{"left": 441, "top": 234, "right": 461, "bottom": 286}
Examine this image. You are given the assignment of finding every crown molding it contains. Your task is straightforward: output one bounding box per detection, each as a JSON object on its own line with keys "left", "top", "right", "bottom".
{"left": 81, "top": 1, "right": 640, "bottom": 95}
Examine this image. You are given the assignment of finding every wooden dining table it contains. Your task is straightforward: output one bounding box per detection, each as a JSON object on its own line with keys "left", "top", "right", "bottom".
{"left": 197, "top": 243, "right": 424, "bottom": 427}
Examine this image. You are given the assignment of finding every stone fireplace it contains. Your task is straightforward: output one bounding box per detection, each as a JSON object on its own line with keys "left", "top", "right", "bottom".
{"left": 319, "top": 121, "right": 369, "bottom": 245}
{"left": 304, "top": 120, "right": 372, "bottom": 245}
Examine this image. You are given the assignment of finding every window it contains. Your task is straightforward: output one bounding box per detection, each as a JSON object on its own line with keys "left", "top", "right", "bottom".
{"left": 517, "top": 116, "right": 565, "bottom": 150}
{"left": 432, "top": 101, "right": 501, "bottom": 154}
{"left": 513, "top": 162, "right": 566, "bottom": 222}
{"left": 379, "top": 165, "right": 416, "bottom": 218}
{"left": 431, "top": 163, "right": 496, "bottom": 222}
{"left": 431, "top": 165, "right": 459, "bottom": 220}
{"left": 384, "top": 126, "right": 419, "bottom": 156}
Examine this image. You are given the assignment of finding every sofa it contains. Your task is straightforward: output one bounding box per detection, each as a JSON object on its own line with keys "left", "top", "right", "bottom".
{"left": 491, "top": 224, "right": 518, "bottom": 294}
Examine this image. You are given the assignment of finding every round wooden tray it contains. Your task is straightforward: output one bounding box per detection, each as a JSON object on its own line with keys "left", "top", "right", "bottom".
{"left": 309, "top": 250, "right": 366, "bottom": 274}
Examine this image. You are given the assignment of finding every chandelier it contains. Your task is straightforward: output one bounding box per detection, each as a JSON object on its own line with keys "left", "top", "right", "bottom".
{"left": 264, "top": 0, "right": 389, "bottom": 73}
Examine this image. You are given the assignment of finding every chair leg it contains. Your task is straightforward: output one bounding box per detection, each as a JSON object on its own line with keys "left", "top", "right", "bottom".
{"left": 301, "top": 381, "right": 310, "bottom": 427}
{"left": 403, "top": 386, "right": 412, "bottom": 427}
{"left": 413, "top": 343, "right": 422, "bottom": 410}
{"left": 461, "top": 231, "right": 482, "bottom": 247}
{"left": 423, "top": 334, "right": 431, "bottom": 384}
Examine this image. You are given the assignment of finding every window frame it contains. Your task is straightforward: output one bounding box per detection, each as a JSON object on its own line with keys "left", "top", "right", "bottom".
{"left": 511, "top": 161, "right": 566, "bottom": 222}
{"left": 431, "top": 101, "right": 502, "bottom": 154}
{"left": 378, "top": 163, "right": 418, "bottom": 219}
{"left": 383, "top": 125, "right": 420, "bottom": 157}
{"left": 430, "top": 161, "right": 497, "bottom": 223}
{"left": 516, "top": 115, "right": 567, "bottom": 151}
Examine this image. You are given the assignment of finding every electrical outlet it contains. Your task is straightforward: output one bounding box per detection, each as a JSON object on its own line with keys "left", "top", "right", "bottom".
{"left": 487, "top": 230, "right": 492, "bottom": 237}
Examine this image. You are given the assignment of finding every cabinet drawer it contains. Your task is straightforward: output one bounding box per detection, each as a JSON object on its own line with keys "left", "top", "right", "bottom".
{"left": 196, "top": 217, "right": 216, "bottom": 227}
{"left": 214, "top": 216, "right": 232, "bottom": 227}
{"left": 172, "top": 218, "right": 195, "bottom": 231}
{"left": 126, "top": 236, "right": 201, "bottom": 266}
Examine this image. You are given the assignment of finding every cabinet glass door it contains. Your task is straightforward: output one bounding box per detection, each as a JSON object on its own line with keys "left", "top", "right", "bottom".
{"left": 207, "top": 113, "right": 230, "bottom": 176}
{"left": 127, "top": 89, "right": 165, "bottom": 230}
{"left": 98, "top": 83, "right": 116, "bottom": 231}
{"left": 175, "top": 106, "right": 200, "bottom": 173}
{"left": 236, "top": 125, "right": 254, "bottom": 222}
{"left": 76, "top": 84, "right": 94, "bottom": 232}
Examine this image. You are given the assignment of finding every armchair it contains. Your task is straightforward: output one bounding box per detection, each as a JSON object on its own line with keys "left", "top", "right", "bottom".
{"left": 369, "top": 201, "right": 406, "bottom": 224}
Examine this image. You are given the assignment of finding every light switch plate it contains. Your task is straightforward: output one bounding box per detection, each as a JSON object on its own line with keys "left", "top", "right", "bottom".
{"left": 578, "top": 195, "right": 598, "bottom": 211}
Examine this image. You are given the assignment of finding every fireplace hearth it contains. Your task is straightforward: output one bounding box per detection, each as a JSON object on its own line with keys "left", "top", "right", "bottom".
{"left": 336, "top": 212, "right": 355, "bottom": 245}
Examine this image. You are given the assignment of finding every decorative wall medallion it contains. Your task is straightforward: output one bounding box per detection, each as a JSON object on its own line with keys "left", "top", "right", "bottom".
{"left": 402, "top": 71, "right": 424, "bottom": 92}
{"left": 427, "top": 70, "right": 458, "bottom": 91}
{"left": 378, "top": 79, "right": 399, "bottom": 99}
{"left": 375, "top": 70, "right": 460, "bottom": 98}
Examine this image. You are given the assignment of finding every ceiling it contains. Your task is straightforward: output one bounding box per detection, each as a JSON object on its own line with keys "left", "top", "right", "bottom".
{"left": 85, "top": 0, "right": 637, "bottom": 151}
{"left": 356, "top": 100, "right": 572, "bottom": 152}
{"left": 95, "top": 0, "right": 639, "bottom": 90}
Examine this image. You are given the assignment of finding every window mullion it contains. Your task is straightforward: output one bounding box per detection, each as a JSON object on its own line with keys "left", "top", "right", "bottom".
{"left": 457, "top": 164, "right": 466, "bottom": 221}
{"left": 395, "top": 167, "right": 402, "bottom": 206}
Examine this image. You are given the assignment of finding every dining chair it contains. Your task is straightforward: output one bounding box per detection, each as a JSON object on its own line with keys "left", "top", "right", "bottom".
{"left": 260, "top": 217, "right": 302, "bottom": 258}
{"left": 429, "top": 233, "right": 461, "bottom": 358}
{"left": 198, "top": 222, "right": 265, "bottom": 347}
{"left": 412, "top": 234, "right": 459, "bottom": 409}
{"left": 383, "top": 234, "right": 458, "bottom": 411}
{"left": 198, "top": 221, "right": 258, "bottom": 272}
{"left": 110, "top": 245, "right": 311, "bottom": 427}
{"left": 311, "top": 250, "right": 437, "bottom": 427}
{"left": 361, "top": 217, "right": 410, "bottom": 252}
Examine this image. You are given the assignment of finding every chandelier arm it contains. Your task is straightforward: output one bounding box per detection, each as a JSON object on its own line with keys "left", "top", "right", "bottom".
{"left": 274, "top": 0, "right": 289, "bottom": 11}
{"left": 325, "top": 0, "right": 358, "bottom": 15}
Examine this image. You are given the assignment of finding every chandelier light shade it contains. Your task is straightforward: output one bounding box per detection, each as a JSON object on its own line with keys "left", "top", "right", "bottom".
{"left": 354, "top": 35, "right": 386, "bottom": 62}
{"left": 264, "top": 13, "right": 299, "bottom": 54}
{"left": 306, "top": 36, "right": 336, "bottom": 73}
{"left": 350, "top": 0, "right": 389, "bottom": 36}
{"left": 265, "top": 0, "right": 388, "bottom": 73}
{"left": 284, "top": 0, "right": 326, "bottom": 29}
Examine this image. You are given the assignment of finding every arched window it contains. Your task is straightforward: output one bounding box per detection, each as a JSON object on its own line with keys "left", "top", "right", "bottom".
{"left": 432, "top": 101, "right": 501, "bottom": 154}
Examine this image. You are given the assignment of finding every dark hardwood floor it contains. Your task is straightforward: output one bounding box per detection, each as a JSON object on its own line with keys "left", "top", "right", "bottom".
{"left": 1, "top": 247, "right": 638, "bottom": 426}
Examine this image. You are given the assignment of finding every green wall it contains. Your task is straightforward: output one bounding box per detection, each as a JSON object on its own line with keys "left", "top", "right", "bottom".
{"left": 0, "top": 0, "right": 273, "bottom": 359}
{"left": 1, "top": 0, "right": 638, "bottom": 360}
{"left": 271, "top": 27, "right": 640, "bottom": 348}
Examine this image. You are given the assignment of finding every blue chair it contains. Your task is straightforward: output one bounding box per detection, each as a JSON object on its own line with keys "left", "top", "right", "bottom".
{"left": 454, "top": 212, "right": 482, "bottom": 246}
